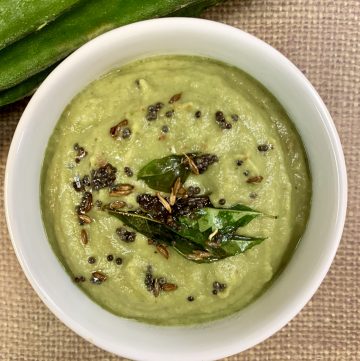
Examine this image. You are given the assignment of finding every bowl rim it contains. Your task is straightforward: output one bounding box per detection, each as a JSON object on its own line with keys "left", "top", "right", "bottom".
{"left": 4, "top": 17, "right": 347, "bottom": 361}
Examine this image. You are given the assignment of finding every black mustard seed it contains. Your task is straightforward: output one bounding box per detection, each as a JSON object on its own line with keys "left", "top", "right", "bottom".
{"left": 116, "top": 227, "right": 136, "bottom": 242}
{"left": 121, "top": 128, "right": 131, "bottom": 139}
{"left": 257, "top": 144, "right": 269, "bottom": 152}
{"left": 165, "top": 110, "right": 174, "bottom": 118}
{"left": 161, "top": 125, "right": 169, "bottom": 133}
{"left": 213, "top": 281, "right": 221, "bottom": 290}
{"left": 158, "top": 277, "right": 166, "bottom": 285}
{"left": 88, "top": 256, "right": 96, "bottom": 264}
{"left": 124, "top": 166, "right": 133, "bottom": 177}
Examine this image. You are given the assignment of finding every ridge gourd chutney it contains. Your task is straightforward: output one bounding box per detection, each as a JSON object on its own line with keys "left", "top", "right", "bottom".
{"left": 41, "top": 55, "right": 311, "bottom": 325}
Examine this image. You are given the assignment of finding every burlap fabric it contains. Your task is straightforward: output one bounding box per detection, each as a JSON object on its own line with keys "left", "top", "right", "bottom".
{"left": 0, "top": 1, "right": 359, "bottom": 360}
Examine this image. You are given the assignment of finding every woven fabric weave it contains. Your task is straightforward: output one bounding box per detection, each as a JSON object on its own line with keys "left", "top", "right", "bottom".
{"left": 0, "top": 1, "right": 359, "bottom": 360}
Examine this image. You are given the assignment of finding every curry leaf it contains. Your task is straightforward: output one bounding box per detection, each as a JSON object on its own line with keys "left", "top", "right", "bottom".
{"left": 194, "top": 206, "right": 260, "bottom": 233}
{"left": 220, "top": 235, "right": 266, "bottom": 255}
{"left": 173, "top": 219, "right": 208, "bottom": 245}
{"left": 137, "top": 152, "right": 219, "bottom": 192}
{"left": 228, "top": 204, "right": 257, "bottom": 212}
{"left": 106, "top": 202, "right": 266, "bottom": 263}
{"left": 107, "top": 208, "right": 222, "bottom": 263}
{"left": 137, "top": 154, "right": 189, "bottom": 192}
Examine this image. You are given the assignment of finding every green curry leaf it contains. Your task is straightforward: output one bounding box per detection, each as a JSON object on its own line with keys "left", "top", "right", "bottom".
{"left": 107, "top": 209, "right": 222, "bottom": 263}
{"left": 106, "top": 202, "right": 267, "bottom": 263}
{"left": 228, "top": 204, "right": 257, "bottom": 212}
{"left": 214, "top": 233, "right": 265, "bottom": 254}
{"left": 137, "top": 152, "right": 219, "bottom": 192}
{"left": 137, "top": 154, "right": 189, "bottom": 192}
{"left": 194, "top": 206, "right": 260, "bottom": 233}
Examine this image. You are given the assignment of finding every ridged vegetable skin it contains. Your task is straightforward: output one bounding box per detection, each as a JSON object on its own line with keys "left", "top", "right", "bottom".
{"left": 0, "top": 0, "right": 221, "bottom": 92}
{"left": 0, "top": 65, "right": 56, "bottom": 107}
{"left": 0, "top": 0, "right": 82, "bottom": 50}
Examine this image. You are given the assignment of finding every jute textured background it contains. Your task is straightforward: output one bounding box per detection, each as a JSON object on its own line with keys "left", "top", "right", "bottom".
{"left": 0, "top": 0, "right": 359, "bottom": 360}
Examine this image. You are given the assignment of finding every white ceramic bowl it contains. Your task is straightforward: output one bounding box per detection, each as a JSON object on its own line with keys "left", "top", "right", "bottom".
{"left": 5, "top": 18, "right": 347, "bottom": 361}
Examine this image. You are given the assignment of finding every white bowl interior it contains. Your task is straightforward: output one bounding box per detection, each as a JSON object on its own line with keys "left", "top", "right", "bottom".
{"left": 5, "top": 18, "right": 347, "bottom": 361}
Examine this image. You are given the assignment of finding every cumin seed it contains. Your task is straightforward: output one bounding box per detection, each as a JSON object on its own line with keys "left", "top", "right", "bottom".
{"left": 78, "top": 214, "right": 92, "bottom": 224}
{"left": 77, "top": 191, "right": 93, "bottom": 214}
{"left": 110, "top": 183, "right": 134, "bottom": 196}
{"left": 156, "top": 192, "right": 172, "bottom": 213}
{"left": 161, "top": 283, "right": 178, "bottom": 292}
{"left": 184, "top": 154, "right": 199, "bottom": 175}
{"left": 187, "top": 250, "right": 211, "bottom": 260}
{"left": 169, "top": 93, "right": 182, "bottom": 104}
{"left": 90, "top": 271, "right": 107, "bottom": 284}
{"left": 109, "top": 200, "right": 127, "bottom": 209}
{"left": 170, "top": 177, "right": 181, "bottom": 206}
{"left": 110, "top": 119, "right": 128, "bottom": 138}
{"left": 173, "top": 177, "right": 182, "bottom": 194}
{"left": 80, "top": 229, "right": 88, "bottom": 245}
{"left": 153, "top": 278, "right": 160, "bottom": 297}
{"left": 156, "top": 244, "right": 169, "bottom": 259}
{"left": 246, "top": 175, "right": 264, "bottom": 184}
{"left": 169, "top": 191, "right": 176, "bottom": 206}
